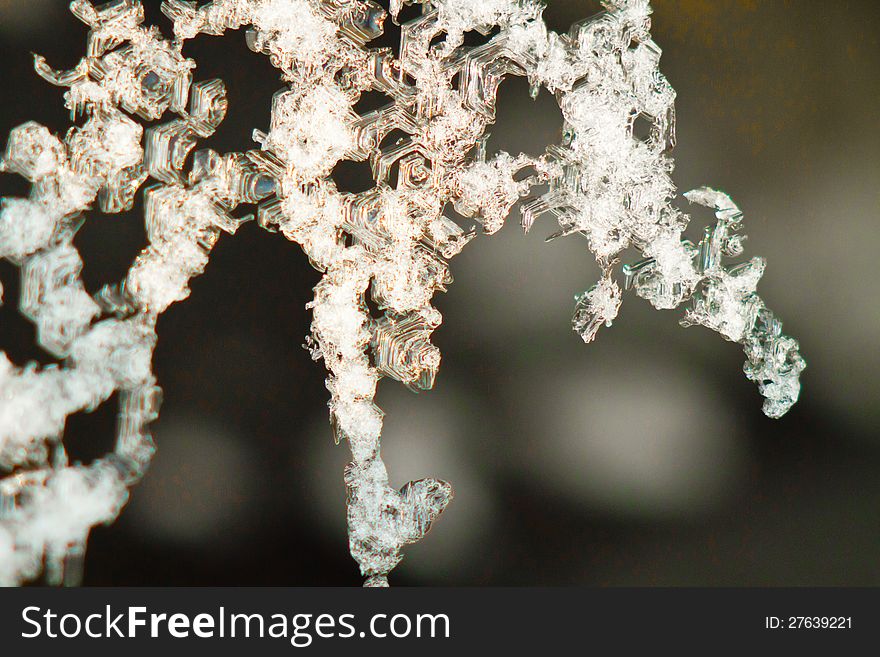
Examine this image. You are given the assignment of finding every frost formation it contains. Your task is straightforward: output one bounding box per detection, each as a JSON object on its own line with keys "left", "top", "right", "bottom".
{"left": 0, "top": 0, "right": 804, "bottom": 586}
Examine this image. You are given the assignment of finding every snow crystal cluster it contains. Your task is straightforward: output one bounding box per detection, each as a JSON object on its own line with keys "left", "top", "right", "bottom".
{"left": 0, "top": 0, "right": 804, "bottom": 587}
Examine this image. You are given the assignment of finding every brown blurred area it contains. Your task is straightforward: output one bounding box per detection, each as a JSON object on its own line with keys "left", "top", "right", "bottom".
{"left": 0, "top": 1, "right": 878, "bottom": 585}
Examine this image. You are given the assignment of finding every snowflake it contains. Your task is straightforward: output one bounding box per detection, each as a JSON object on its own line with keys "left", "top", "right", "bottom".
{"left": 0, "top": 0, "right": 804, "bottom": 586}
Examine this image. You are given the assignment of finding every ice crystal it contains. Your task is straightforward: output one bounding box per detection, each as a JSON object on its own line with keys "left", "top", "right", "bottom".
{"left": 0, "top": 0, "right": 804, "bottom": 587}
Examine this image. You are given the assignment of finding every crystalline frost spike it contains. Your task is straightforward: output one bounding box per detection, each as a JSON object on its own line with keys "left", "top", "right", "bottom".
{"left": 0, "top": 0, "right": 804, "bottom": 586}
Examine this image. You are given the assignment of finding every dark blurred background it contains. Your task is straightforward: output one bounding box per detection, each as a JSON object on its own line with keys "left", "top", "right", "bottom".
{"left": 0, "top": 0, "right": 878, "bottom": 585}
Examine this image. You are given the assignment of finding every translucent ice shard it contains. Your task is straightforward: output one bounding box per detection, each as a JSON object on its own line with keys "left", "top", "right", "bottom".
{"left": 345, "top": 460, "right": 453, "bottom": 587}
{"left": 0, "top": 0, "right": 804, "bottom": 586}
{"left": 673, "top": 188, "right": 805, "bottom": 417}
{"left": 572, "top": 271, "right": 622, "bottom": 344}
{"left": 372, "top": 308, "right": 441, "bottom": 390}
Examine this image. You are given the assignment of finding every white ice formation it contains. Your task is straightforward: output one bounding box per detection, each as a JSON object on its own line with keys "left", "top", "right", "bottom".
{"left": 0, "top": 0, "right": 805, "bottom": 586}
